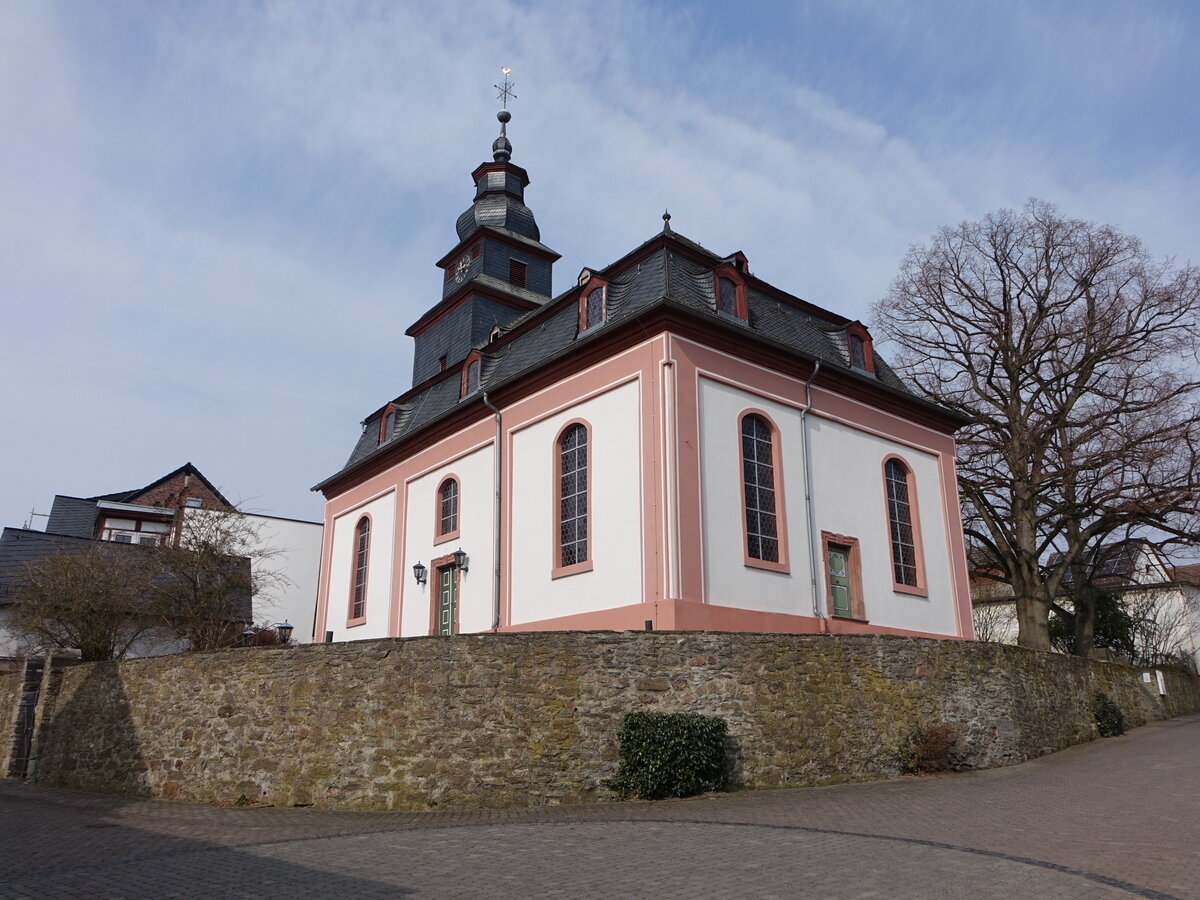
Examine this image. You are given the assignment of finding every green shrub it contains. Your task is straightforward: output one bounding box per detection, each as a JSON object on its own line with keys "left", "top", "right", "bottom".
{"left": 1093, "top": 692, "right": 1125, "bottom": 737}
{"left": 897, "top": 722, "right": 962, "bottom": 774}
{"left": 607, "top": 711, "right": 728, "bottom": 800}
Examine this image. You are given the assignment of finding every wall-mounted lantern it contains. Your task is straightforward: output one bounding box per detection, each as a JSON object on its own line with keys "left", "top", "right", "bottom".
{"left": 274, "top": 621, "right": 294, "bottom": 644}
{"left": 413, "top": 561, "right": 427, "bottom": 585}
{"left": 452, "top": 549, "right": 469, "bottom": 572}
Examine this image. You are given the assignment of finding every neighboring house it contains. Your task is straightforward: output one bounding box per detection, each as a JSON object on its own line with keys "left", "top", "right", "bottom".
{"left": 970, "top": 541, "right": 1200, "bottom": 668}
{"left": 0, "top": 463, "right": 323, "bottom": 663}
{"left": 311, "top": 110, "right": 976, "bottom": 642}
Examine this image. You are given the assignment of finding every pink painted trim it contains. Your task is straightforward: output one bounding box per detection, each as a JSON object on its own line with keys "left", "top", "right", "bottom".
{"left": 433, "top": 474, "right": 461, "bottom": 545}
{"left": 881, "top": 454, "right": 928, "bottom": 597}
{"left": 346, "top": 513, "right": 372, "bottom": 627}
{"left": 820, "top": 531, "right": 866, "bottom": 621}
{"left": 388, "top": 487, "right": 405, "bottom": 638}
{"left": 551, "top": 417, "right": 594, "bottom": 579}
{"left": 738, "top": 408, "right": 790, "bottom": 573}
{"left": 502, "top": 597, "right": 963, "bottom": 640}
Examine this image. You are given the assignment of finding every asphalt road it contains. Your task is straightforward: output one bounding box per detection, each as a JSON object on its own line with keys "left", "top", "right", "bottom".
{"left": 2, "top": 714, "right": 1197, "bottom": 899}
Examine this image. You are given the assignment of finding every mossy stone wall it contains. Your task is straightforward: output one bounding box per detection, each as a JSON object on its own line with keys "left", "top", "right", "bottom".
{"left": 19, "top": 633, "right": 1200, "bottom": 810}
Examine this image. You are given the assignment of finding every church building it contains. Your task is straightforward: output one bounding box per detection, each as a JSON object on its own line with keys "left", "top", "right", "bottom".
{"left": 312, "top": 99, "right": 975, "bottom": 643}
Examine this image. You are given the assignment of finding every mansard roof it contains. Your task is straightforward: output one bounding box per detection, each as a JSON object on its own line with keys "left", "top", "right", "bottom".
{"left": 315, "top": 229, "right": 968, "bottom": 494}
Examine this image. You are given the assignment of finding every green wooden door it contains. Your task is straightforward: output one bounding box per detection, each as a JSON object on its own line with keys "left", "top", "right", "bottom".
{"left": 437, "top": 565, "right": 457, "bottom": 635}
{"left": 827, "top": 545, "right": 851, "bottom": 617}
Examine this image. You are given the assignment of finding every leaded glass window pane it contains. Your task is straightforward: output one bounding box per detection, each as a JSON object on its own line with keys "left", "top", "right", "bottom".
{"left": 352, "top": 517, "right": 370, "bottom": 619}
{"left": 559, "top": 424, "right": 588, "bottom": 566}
{"left": 465, "top": 360, "right": 480, "bottom": 395}
{"left": 849, "top": 334, "right": 867, "bottom": 369}
{"left": 885, "top": 459, "right": 919, "bottom": 586}
{"left": 439, "top": 479, "right": 458, "bottom": 536}
{"left": 718, "top": 277, "right": 738, "bottom": 316}
{"left": 586, "top": 287, "right": 605, "bottom": 329}
{"left": 741, "top": 414, "right": 779, "bottom": 562}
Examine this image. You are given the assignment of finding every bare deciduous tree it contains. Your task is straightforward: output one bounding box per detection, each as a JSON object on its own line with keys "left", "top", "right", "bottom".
{"left": 146, "top": 509, "right": 286, "bottom": 652}
{"left": 9, "top": 541, "right": 158, "bottom": 661}
{"left": 873, "top": 200, "right": 1200, "bottom": 652}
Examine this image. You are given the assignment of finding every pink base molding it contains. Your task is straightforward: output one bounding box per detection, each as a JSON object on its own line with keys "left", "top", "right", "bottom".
{"left": 498, "top": 598, "right": 963, "bottom": 640}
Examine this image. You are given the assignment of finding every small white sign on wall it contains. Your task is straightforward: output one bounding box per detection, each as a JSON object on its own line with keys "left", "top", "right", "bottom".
{"left": 1142, "top": 672, "right": 1153, "bottom": 683}
{"left": 1156, "top": 670, "right": 1167, "bottom": 696}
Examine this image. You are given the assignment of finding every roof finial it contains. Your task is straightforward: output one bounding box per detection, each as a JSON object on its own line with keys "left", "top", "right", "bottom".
{"left": 493, "top": 67, "right": 516, "bottom": 163}
{"left": 662, "top": 209, "right": 672, "bottom": 234}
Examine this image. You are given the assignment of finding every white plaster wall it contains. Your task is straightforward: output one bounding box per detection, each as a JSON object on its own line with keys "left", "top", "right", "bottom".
{"left": 698, "top": 378, "right": 959, "bottom": 635}
{"left": 807, "top": 414, "right": 956, "bottom": 634}
{"left": 244, "top": 514, "right": 323, "bottom": 643}
{"left": 698, "top": 378, "right": 814, "bottom": 617}
{"left": 509, "top": 379, "right": 643, "bottom": 623}
{"left": 325, "top": 492, "right": 395, "bottom": 642}
{"left": 400, "top": 444, "right": 496, "bottom": 637}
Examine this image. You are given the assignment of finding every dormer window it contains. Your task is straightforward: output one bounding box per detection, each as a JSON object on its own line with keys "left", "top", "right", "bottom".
{"left": 461, "top": 352, "right": 482, "bottom": 398}
{"left": 489, "top": 325, "right": 502, "bottom": 343}
{"left": 718, "top": 277, "right": 738, "bottom": 316}
{"left": 849, "top": 335, "right": 866, "bottom": 369}
{"left": 712, "top": 265, "right": 747, "bottom": 321}
{"left": 378, "top": 405, "right": 396, "bottom": 445}
{"left": 578, "top": 278, "right": 608, "bottom": 334}
{"left": 845, "top": 322, "right": 875, "bottom": 374}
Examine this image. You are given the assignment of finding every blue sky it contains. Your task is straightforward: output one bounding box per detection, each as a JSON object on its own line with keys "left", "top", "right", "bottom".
{"left": 2, "top": 0, "right": 1197, "bottom": 529}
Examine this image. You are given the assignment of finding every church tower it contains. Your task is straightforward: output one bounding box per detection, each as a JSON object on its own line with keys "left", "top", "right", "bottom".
{"left": 406, "top": 85, "right": 559, "bottom": 387}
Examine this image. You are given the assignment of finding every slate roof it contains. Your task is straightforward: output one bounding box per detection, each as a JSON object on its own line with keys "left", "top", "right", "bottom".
{"left": 44, "top": 496, "right": 101, "bottom": 539}
{"left": 321, "top": 229, "right": 948, "bottom": 489}
{"left": 88, "top": 462, "right": 233, "bottom": 509}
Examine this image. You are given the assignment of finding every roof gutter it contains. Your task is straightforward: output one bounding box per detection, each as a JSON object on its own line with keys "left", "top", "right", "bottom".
{"left": 801, "top": 360, "right": 824, "bottom": 623}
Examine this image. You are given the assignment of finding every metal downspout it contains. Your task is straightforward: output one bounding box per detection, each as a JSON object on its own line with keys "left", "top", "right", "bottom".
{"left": 800, "top": 361, "right": 824, "bottom": 621}
{"left": 482, "top": 393, "right": 503, "bottom": 630}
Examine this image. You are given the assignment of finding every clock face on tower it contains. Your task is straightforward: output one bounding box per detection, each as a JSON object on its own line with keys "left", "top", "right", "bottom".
{"left": 454, "top": 254, "right": 471, "bottom": 283}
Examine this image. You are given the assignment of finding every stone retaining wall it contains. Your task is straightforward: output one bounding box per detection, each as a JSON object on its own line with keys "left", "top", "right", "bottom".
{"left": 16, "top": 633, "right": 1200, "bottom": 810}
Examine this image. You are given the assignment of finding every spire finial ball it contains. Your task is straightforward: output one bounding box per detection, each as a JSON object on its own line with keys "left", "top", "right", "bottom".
{"left": 498, "top": 109, "right": 511, "bottom": 124}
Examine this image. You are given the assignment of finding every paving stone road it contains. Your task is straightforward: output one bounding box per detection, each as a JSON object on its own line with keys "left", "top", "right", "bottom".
{"left": 1, "top": 714, "right": 1197, "bottom": 899}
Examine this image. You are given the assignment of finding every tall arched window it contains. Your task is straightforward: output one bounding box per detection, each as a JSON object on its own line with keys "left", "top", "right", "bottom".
{"left": 350, "top": 516, "right": 370, "bottom": 621}
{"left": 884, "top": 458, "right": 922, "bottom": 590}
{"left": 741, "top": 414, "right": 781, "bottom": 564}
{"left": 558, "top": 423, "right": 588, "bottom": 568}
{"left": 437, "top": 477, "right": 459, "bottom": 540}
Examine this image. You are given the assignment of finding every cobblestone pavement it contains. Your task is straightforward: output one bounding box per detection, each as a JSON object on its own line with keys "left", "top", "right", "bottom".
{"left": 2, "top": 714, "right": 1197, "bottom": 899}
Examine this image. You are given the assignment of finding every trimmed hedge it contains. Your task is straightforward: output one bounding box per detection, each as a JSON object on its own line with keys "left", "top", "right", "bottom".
{"left": 608, "top": 711, "right": 727, "bottom": 800}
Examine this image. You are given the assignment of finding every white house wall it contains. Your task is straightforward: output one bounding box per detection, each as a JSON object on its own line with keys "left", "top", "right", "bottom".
{"left": 400, "top": 444, "right": 495, "bottom": 637}
{"left": 508, "top": 378, "right": 643, "bottom": 625}
{"left": 243, "top": 514, "right": 323, "bottom": 643}
{"left": 325, "top": 491, "right": 395, "bottom": 642}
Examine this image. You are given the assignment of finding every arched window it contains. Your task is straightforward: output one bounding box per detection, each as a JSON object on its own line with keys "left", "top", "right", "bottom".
{"left": 845, "top": 322, "right": 875, "bottom": 374}
{"left": 461, "top": 352, "right": 482, "bottom": 398}
{"left": 741, "top": 414, "right": 780, "bottom": 564}
{"left": 350, "top": 516, "right": 370, "bottom": 622}
{"left": 437, "top": 477, "right": 459, "bottom": 540}
{"left": 884, "top": 458, "right": 922, "bottom": 590}
{"left": 558, "top": 423, "right": 589, "bottom": 568}
{"left": 378, "top": 406, "right": 396, "bottom": 445}
{"left": 585, "top": 286, "right": 606, "bottom": 329}
{"left": 718, "top": 276, "right": 739, "bottom": 316}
